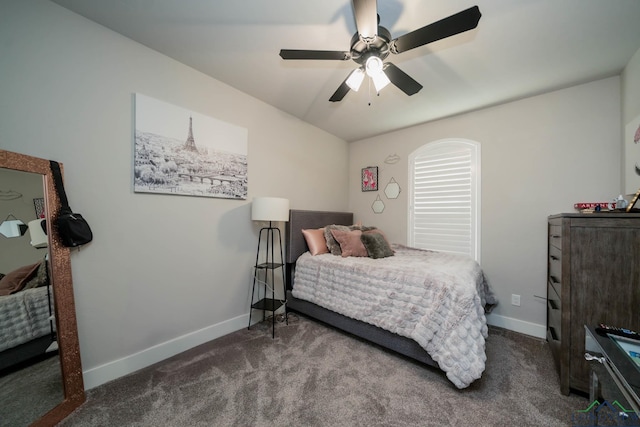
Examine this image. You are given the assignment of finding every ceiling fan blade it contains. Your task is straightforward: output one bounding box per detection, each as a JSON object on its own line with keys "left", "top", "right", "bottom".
{"left": 391, "top": 6, "right": 481, "bottom": 54}
{"left": 351, "top": 0, "right": 378, "bottom": 40}
{"left": 329, "top": 76, "right": 351, "bottom": 102}
{"left": 383, "top": 63, "right": 422, "bottom": 96}
{"left": 279, "top": 49, "right": 350, "bottom": 60}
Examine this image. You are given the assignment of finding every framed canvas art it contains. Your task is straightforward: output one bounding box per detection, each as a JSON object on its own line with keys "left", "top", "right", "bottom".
{"left": 361, "top": 166, "right": 378, "bottom": 192}
{"left": 134, "top": 94, "right": 248, "bottom": 199}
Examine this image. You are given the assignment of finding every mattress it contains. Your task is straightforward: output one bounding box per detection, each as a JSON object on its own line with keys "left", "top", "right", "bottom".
{"left": 292, "top": 244, "right": 497, "bottom": 388}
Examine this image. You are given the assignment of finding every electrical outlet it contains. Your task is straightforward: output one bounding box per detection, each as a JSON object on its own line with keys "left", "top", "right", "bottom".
{"left": 511, "top": 294, "right": 521, "bottom": 306}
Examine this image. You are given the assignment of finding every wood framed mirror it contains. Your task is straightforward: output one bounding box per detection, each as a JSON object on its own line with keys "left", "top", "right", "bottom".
{"left": 0, "top": 149, "right": 85, "bottom": 426}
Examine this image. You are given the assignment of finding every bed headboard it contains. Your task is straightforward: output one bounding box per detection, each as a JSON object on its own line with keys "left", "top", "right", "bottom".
{"left": 286, "top": 209, "right": 353, "bottom": 264}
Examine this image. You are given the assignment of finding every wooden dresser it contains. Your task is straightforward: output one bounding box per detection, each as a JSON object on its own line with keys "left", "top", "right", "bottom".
{"left": 547, "top": 213, "right": 640, "bottom": 395}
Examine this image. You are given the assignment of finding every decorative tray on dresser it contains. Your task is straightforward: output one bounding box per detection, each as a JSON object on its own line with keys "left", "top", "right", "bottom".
{"left": 547, "top": 213, "right": 640, "bottom": 395}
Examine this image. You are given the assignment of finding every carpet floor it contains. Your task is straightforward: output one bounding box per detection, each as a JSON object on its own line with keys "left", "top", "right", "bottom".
{"left": 0, "top": 354, "right": 63, "bottom": 427}
{"left": 59, "top": 315, "right": 587, "bottom": 426}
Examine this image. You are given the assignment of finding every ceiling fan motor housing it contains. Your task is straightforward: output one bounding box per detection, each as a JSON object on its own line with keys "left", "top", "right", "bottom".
{"left": 350, "top": 26, "right": 391, "bottom": 65}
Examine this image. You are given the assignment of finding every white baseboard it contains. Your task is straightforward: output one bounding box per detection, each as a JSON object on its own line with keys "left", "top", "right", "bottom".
{"left": 486, "top": 313, "right": 547, "bottom": 339}
{"left": 82, "top": 313, "right": 249, "bottom": 390}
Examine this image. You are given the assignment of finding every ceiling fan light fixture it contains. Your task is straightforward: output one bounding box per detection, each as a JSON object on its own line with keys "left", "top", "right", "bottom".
{"left": 365, "top": 56, "right": 390, "bottom": 92}
{"left": 365, "top": 56, "right": 383, "bottom": 77}
{"left": 346, "top": 68, "right": 365, "bottom": 92}
{"left": 371, "top": 69, "right": 390, "bottom": 92}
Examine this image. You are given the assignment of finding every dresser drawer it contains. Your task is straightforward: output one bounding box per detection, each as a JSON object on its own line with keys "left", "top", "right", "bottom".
{"left": 547, "top": 281, "right": 562, "bottom": 317}
{"left": 547, "top": 283, "right": 562, "bottom": 339}
{"left": 548, "top": 244, "right": 562, "bottom": 296}
{"left": 549, "top": 224, "right": 563, "bottom": 249}
{"left": 547, "top": 327, "right": 561, "bottom": 373}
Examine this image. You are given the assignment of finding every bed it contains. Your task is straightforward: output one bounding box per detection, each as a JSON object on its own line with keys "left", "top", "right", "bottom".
{"left": 0, "top": 258, "right": 56, "bottom": 372}
{"left": 285, "top": 209, "right": 497, "bottom": 389}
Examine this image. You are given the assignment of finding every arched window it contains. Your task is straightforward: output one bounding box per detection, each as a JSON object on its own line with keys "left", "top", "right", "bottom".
{"left": 408, "top": 139, "right": 481, "bottom": 261}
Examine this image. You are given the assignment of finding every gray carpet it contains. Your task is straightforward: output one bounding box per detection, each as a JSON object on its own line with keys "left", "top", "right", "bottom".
{"left": 59, "top": 315, "right": 587, "bottom": 426}
{"left": 0, "top": 354, "right": 63, "bottom": 427}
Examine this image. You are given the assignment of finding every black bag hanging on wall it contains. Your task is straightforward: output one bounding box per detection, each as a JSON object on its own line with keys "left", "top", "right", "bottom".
{"left": 50, "top": 160, "right": 93, "bottom": 247}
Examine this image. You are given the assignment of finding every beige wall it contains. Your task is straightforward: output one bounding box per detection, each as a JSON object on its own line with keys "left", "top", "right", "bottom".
{"left": 622, "top": 47, "right": 640, "bottom": 194}
{"left": 0, "top": 1, "right": 348, "bottom": 388}
{"left": 349, "top": 77, "right": 622, "bottom": 337}
{"left": 622, "top": 47, "right": 640, "bottom": 124}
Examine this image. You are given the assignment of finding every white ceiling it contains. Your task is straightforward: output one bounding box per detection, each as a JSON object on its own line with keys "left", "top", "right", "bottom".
{"left": 51, "top": 0, "right": 640, "bottom": 142}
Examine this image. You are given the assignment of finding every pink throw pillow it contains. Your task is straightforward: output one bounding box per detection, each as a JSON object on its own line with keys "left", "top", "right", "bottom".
{"left": 330, "top": 229, "right": 368, "bottom": 257}
{"left": 302, "top": 228, "right": 329, "bottom": 255}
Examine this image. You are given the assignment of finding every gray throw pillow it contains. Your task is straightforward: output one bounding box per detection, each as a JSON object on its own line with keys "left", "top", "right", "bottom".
{"left": 361, "top": 231, "right": 394, "bottom": 259}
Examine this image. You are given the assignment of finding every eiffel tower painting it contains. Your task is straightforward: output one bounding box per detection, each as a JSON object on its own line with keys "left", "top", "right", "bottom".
{"left": 134, "top": 93, "right": 248, "bottom": 199}
{"left": 183, "top": 116, "right": 198, "bottom": 153}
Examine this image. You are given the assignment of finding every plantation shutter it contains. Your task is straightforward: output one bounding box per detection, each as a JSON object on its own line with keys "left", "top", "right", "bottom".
{"left": 408, "top": 140, "right": 480, "bottom": 261}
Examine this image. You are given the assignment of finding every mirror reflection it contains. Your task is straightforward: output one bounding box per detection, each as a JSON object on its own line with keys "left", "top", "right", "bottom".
{"left": 0, "top": 168, "right": 64, "bottom": 426}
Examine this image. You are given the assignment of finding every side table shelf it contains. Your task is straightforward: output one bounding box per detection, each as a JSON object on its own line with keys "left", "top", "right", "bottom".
{"left": 248, "top": 225, "right": 288, "bottom": 338}
{"left": 251, "top": 297, "right": 284, "bottom": 312}
{"left": 251, "top": 263, "right": 285, "bottom": 312}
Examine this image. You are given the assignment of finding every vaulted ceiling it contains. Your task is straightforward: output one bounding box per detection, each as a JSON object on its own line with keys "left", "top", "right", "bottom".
{"left": 51, "top": 0, "right": 640, "bottom": 142}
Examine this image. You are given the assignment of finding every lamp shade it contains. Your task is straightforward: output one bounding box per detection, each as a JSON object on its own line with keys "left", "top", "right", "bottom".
{"left": 251, "top": 197, "right": 289, "bottom": 222}
{"left": 28, "top": 219, "right": 48, "bottom": 248}
{"left": 346, "top": 68, "right": 365, "bottom": 92}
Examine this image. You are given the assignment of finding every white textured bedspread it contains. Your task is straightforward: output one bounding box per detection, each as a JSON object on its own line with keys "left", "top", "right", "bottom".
{"left": 292, "top": 244, "right": 497, "bottom": 389}
{"left": 0, "top": 286, "right": 53, "bottom": 352}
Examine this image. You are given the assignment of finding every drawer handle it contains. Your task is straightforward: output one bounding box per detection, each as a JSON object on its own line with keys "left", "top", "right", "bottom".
{"left": 551, "top": 234, "right": 561, "bottom": 239}
{"left": 549, "top": 326, "right": 559, "bottom": 341}
{"left": 585, "top": 352, "right": 605, "bottom": 364}
{"left": 550, "top": 275, "right": 560, "bottom": 284}
{"left": 550, "top": 255, "right": 559, "bottom": 261}
{"left": 548, "top": 299, "right": 559, "bottom": 310}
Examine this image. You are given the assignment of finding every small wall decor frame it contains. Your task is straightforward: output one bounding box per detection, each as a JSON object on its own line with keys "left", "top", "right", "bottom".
{"left": 33, "top": 197, "right": 45, "bottom": 218}
{"left": 626, "top": 187, "right": 640, "bottom": 212}
{"left": 372, "top": 194, "right": 385, "bottom": 214}
{"left": 384, "top": 177, "right": 401, "bottom": 199}
{"left": 361, "top": 166, "right": 378, "bottom": 192}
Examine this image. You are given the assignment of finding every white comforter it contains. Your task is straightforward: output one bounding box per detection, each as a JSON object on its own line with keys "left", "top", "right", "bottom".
{"left": 292, "top": 244, "right": 497, "bottom": 389}
{"left": 0, "top": 286, "right": 53, "bottom": 353}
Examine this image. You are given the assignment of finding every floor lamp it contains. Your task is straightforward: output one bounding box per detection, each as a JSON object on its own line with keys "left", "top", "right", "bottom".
{"left": 248, "top": 197, "right": 289, "bottom": 338}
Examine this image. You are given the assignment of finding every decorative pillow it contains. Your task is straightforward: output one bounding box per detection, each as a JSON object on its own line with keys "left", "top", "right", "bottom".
{"left": 351, "top": 224, "right": 377, "bottom": 232}
{"left": 330, "top": 229, "right": 368, "bottom": 257}
{"left": 0, "top": 262, "right": 41, "bottom": 296}
{"left": 361, "top": 231, "right": 394, "bottom": 259}
{"left": 23, "top": 259, "right": 49, "bottom": 290}
{"left": 301, "top": 228, "right": 329, "bottom": 255}
{"left": 365, "top": 228, "right": 392, "bottom": 246}
{"left": 324, "top": 224, "right": 351, "bottom": 255}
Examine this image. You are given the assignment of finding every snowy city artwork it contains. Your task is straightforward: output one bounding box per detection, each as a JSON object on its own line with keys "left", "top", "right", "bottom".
{"left": 134, "top": 94, "right": 248, "bottom": 199}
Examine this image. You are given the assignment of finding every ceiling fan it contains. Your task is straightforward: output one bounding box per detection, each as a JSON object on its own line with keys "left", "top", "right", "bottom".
{"left": 279, "top": 1, "right": 481, "bottom": 102}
